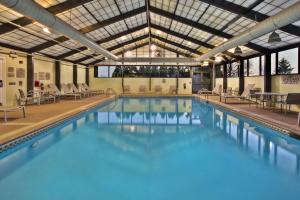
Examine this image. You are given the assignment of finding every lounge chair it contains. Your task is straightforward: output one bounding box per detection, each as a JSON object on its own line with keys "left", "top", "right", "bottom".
{"left": 198, "top": 84, "right": 222, "bottom": 96}
{"left": 68, "top": 83, "right": 89, "bottom": 98}
{"left": 60, "top": 83, "right": 82, "bottom": 100}
{"left": 139, "top": 85, "right": 147, "bottom": 93}
{"left": 0, "top": 98, "right": 26, "bottom": 122}
{"left": 82, "top": 83, "right": 104, "bottom": 95}
{"left": 154, "top": 85, "right": 162, "bottom": 94}
{"left": 220, "top": 84, "right": 255, "bottom": 103}
{"left": 123, "top": 85, "right": 131, "bottom": 94}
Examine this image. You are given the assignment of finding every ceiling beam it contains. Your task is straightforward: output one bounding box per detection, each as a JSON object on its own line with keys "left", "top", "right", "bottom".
{"left": 56, "top": 24, "right": 148, "bottom": 60}
{"left": 199, "top": 0, "right": 300, "bottom": 37}
{"left": 151, "top": 23, "right": 239, "bottom": 59}
{"left": 151, "top": 34, "right": 203, "bottom": 55}
{"left": 88, "top": 42, "right": 150, "bottom": 65}
{"left": 74, "top": 35, "right": 149, "bottom": 63}
{"left": 0, "top": 0, "right": 94, "bottom": 35}
{"left": 149, "top": 6, "right": 268, "bottom": 53}
{"left": 29, "top": 6, "right": 147, "bottom": 53}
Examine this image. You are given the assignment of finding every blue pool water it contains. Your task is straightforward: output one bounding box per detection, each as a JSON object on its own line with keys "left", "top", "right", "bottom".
{"left": 0, "top": 97, "right": 300, "bottom": 200}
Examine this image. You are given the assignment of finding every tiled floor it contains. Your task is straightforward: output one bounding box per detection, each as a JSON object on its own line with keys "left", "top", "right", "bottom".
{"left": 0, "top": 95, "right": 114, "bottom": 144}
{"left": 197, "top": 95, "right": 300, "bottom": 136}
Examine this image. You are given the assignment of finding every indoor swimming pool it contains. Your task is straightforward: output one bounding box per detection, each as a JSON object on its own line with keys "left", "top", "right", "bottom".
{"left": 0, "top": 97, "right": 300, "bottom": 200}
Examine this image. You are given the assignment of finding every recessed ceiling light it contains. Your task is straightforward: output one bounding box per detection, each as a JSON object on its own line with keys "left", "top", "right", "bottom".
{"left": 121, "top": 36, "right": 127, "bottom": 41}
{"left": 223, "top": 38, "right": 228, "bottom": 42}
{"left": 145, "top": 27, "right": 149, "bottom": 32}
{"left": 43, "top": 27, "right": 50, "bottom": 34}
{"left": 156, "top": 30, "right": 161, "bottom": 35}
{"left": 125, "top": 51, "right": 132, "bottom": 56}
{"left": 187, "top": 41, "right": 191, "bottom": 45}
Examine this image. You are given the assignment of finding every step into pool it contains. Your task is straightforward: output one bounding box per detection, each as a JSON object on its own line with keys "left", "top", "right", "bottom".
{"left": 0, "top": 97, "right": 300, "bottom": 200}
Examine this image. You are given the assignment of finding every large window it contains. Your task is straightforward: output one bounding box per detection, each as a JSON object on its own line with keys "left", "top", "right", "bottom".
{"left": 216, "top": 65, "right": 223, "bottom": 78}
{"left": 243, "top": 60, "right": 248, "bottom": 76}
{"left": 248, "top": 57, "right": 260, "bottom": 76}
{"left": 97, "top": 66, "right": 109, "bottom": 77}
{"left": 271, "top": 53, "right": 276, "bottom": 75}
{"left": 227, "top": 62, "right": 239, "bottom": 77}
{"left": 278, "top": 48, "right": 298, "bottom": 74}
{"left": 97, "top": 66, "right": 122, "bottom": 77}
{"left": 95, "top": 66, "right": 191, "bottom": 78}
{"left": 261, "top": 55, "right": 265, "bottom": 75}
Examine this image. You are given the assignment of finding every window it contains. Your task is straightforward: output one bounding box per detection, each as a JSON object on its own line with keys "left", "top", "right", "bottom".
{"left": 97, "top": 66, "right": 109, "bottom": 77}
{"left": 278, "top": 48, "right": 298, "bottom": 74}
{"left": 271, "top": 53, "right": 276, "bottom": 75}
{"left": 248, "top": 57, "right": 260, "bottom": 76}
{"left": 216, "top": 65, "right": 223, "bottom": 78}
{"left": 178, "top": 67, "right": 190, "bottom": 77}
{"left": 228, "top": 62, "right": 239, "bottom": 77}
{"left": 243, "top": 59, "right": 248, "bottom": 76}
{"left": 109, "top": 66, "right": 122, "bottom": 77}
{"left": 261, "top": 56, "right": 265, "bottom": 76}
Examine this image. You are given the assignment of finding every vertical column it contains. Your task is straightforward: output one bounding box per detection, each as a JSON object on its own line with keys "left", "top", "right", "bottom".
{"left": 85, "top": 66, "right": 89, "bottom": 86}
{"left": 239, "top": 59, "right": 244, "bottom": 95}
{"left": 93, "top": 65, "right": 98, "bottom": 77}
{"left": 55, "top": 60, "right": 61, "bottom": 90}
{"left": 223, "top": 63, "right": 227, "bottom": 91}
{"left": 264, "top": 53, "right": 271, "bottom": 92}
{"left": 27, "top": 54, "right": 34, "bottom": 92}
{"left": 73, "top": 64, "right": 77, "bottom": 86}
{"left": 212, "top": 62, "right": 216, "bottom": 90}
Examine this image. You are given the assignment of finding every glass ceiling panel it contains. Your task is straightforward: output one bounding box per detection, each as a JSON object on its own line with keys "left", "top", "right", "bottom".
{"left": 40, "top": 44, "right": 70, "bottom": 56}
{"left": 175, "top": 0, "right": 209, "bottom": 22}
{"left": 86, "top": 27, "right": 110, "bottom": 42}
{"left": 36, "top": 0, "right": 68, "bottom": 8}
{"left": 57, "top": 5, "right": 97, "bottom": 30}
{"left": 0, "top": 5, "right": 23, "bottom": 22}
{"left": 150, "top": 0, "right": 177, "bottom": 13}
{"left": 125, "top": 13, "right": 147, "bottom": 29}
{"left": 150, "top": 13, "right": 172, "bottom": 28}
{"left": 84, "top": 0, "right": 120, "bottom": 21}
{"left": 251, "top": 30, "right": 300, "bottom": 49}
{"left": 252, "top": 0, "right": 300, "bottom": 16}
{"left": 0, "top": 29, "right": 47, "bottom": 49}
{"left": 223, "top": 17, "right": 257, "bottom": 36}
{"left": 116, "top": 0, "right": 146, "bottom": 13}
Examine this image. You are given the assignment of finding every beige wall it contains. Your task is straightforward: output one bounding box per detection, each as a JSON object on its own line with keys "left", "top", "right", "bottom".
{"left": 215, "top": 78, "right": 223, "bottom": 89}
{"left": 272, "top": 75, "right": 300, "bottom": 111}
{"left": 151, "top": 78, "right": 176, "bottom": 93}
{"left": 34, "top": 58, "right": 55, "bottom": 86}
{"left": 77, "top": 65, "right": 86, "bottom": 84}
{"left": 245, "top": 76, "right": 264, "bottom": 92}
{"left": 89, "top": 67, "right": 192, "bottom": 95}
{"left": 177, "top": 78, "right": 192, "bottom": 94}
{"left": 1, "top": 54, "right": 27, "bottom": 106}
{"left": 227, "top": 77, "right": 239, "bottom": 90}
{"left": 60, "top": 62, "right": 73, "bottom": 84}
{"left": 124, "top": 78, "right": 150, "bottom": 93}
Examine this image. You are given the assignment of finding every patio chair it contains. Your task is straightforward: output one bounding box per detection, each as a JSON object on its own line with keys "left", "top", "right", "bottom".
{"left": 0, "top": 97, "right": 26, "bottom": 122}
{"left": 17, "top": 89, "right": 40, "bottom": 105}
{"left": 60, "top": 83, "right": 82, "bottom": 100}
{"left": 139, "top": 85, "right": 147, "bottom": 93}
{"left": 154, "top": 85, "right": 162, "bottom": 94}
{"left": 220, "top": 84, "right": 255, "bottom": 103}
{"left": 277, "top": 93, "right": 300, "bottom": 114}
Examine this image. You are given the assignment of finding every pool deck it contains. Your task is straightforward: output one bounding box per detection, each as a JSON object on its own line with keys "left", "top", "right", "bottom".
{"left": 196, "top": 95, "right": 300, "bottom": 137}
{"left": 0, "top": 95, "right": 115, "bottom": 145}
{"left": 0, "top": 94, "right": 300, "bottom": 145}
